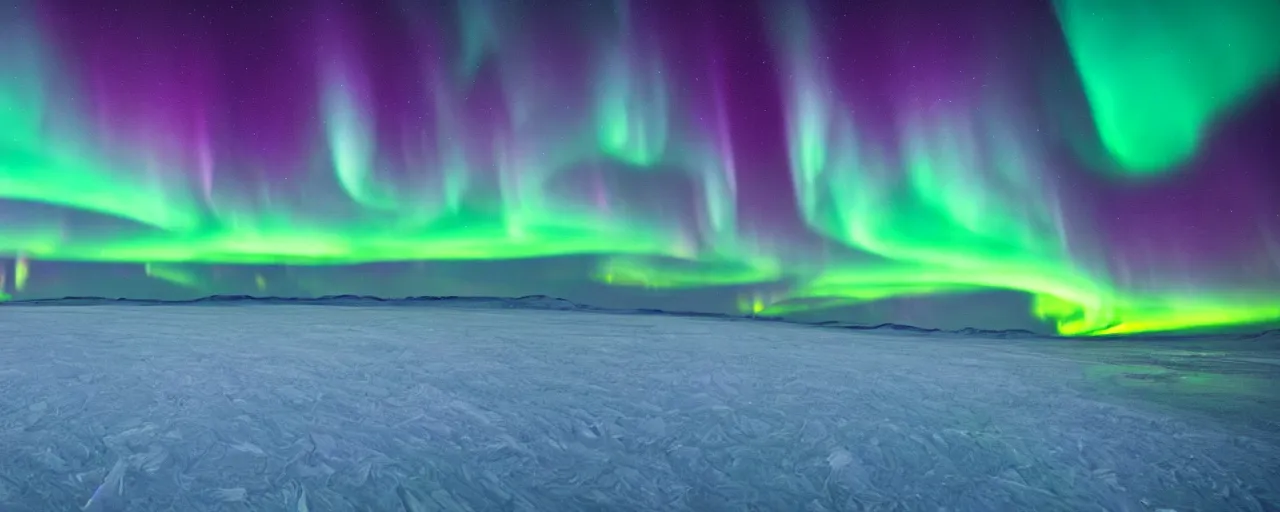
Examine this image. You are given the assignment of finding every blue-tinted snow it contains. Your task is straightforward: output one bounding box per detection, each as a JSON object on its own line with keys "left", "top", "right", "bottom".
{"left": 0, "top": 303, "right": 1277, "bottom": 511}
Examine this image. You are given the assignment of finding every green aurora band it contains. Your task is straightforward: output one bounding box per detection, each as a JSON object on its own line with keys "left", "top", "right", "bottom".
{"left": 1054, "top": 0, "right": 1280, "bottom": 174}
{"left": 1, "top": 1, "right": 1279, "bottom": 336}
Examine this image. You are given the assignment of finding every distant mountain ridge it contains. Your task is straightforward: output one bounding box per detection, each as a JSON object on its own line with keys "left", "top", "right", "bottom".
{"left": 3, "top": 294, "right": 1276, "bottom": 340}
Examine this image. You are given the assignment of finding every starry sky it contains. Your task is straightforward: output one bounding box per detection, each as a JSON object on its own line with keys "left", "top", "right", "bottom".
{"left": 2, "top": 0, "right": 1279, "bottom": 336}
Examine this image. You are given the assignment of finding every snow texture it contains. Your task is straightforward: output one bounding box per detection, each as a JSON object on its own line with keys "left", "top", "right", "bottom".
{"left": 0, "top": 300, "right": 1278, "bottom": 511}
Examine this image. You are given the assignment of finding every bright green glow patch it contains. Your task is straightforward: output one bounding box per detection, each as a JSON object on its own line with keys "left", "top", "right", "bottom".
{"left": 595, "top": 255, "right": 782, "bottom": 289}
{"left": 13, "top": 256, "right": 29, "bottom": 291}
{"left": 1030, "top": 292, "right": 1280, "bottom": 336}
{"left": 1055, "top": 0, "right": 1280, "bottom": 173}
{"left": 1082, "top": 296, "right": 1280, "bottom": 337}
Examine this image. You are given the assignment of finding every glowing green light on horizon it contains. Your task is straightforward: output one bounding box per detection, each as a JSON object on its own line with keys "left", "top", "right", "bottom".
{"left": 13, "top": 256, "right": 29, "bottom": 291}
{"left": 596, "top": 255, "right": 782, "bottom": 289}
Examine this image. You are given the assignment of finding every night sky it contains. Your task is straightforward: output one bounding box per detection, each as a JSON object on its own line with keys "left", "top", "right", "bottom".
{"left": 2, "top": 0, "right": 1278, "bottom": 335}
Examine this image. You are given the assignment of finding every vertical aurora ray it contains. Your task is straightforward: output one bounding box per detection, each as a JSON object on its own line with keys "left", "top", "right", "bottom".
{"left": 13, "top": 256, "right": 29, "bottom": 291}
{"left": 455, "top": 0, "right": 500, "bottom": 82}
{"left": 593, "top": 2, "right": 670, "bottom": 168}
{"left": 589, "top": 3, "right": 784, "bottom": 290}
{"left": 1054, "top": 0, "right": 1280, "bottom": 174}
{"left": 317, "top": 6, "right": 410, "bottom": 214}
{"left": 0, "top": 0, "right": 1276, "bottom": 335}
{"left": 595, "top": 56, "right": 670, "bottom": 168}
{"left": 769, "top": 3, "right": 889, "bottom": 254}
{"left": 322, "top": 67, "right": 392, "bottom": 211}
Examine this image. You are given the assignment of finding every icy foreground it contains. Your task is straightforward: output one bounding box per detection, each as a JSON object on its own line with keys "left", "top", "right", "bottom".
{"left": 0, "top": 304, "right": 1277, "bottom": 511}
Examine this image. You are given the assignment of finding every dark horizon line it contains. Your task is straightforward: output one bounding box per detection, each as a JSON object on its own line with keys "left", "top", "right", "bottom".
{"left": 2, "top": 293, "right": 1277, "bottom": 341}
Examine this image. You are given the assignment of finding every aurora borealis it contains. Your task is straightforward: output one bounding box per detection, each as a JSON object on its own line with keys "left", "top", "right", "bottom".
{"left": 1, "top": 0, "right": 1278, "bottom": 336}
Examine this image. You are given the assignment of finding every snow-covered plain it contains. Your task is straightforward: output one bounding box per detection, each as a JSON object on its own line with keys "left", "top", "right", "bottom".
{"left": 1, "top": 299, "right": 1277, "bottom": 511}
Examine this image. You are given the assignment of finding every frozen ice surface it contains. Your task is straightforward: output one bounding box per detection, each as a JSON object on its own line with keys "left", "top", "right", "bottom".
{"left": 0, "top": 302, "right": 1278, "bottom": 511}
